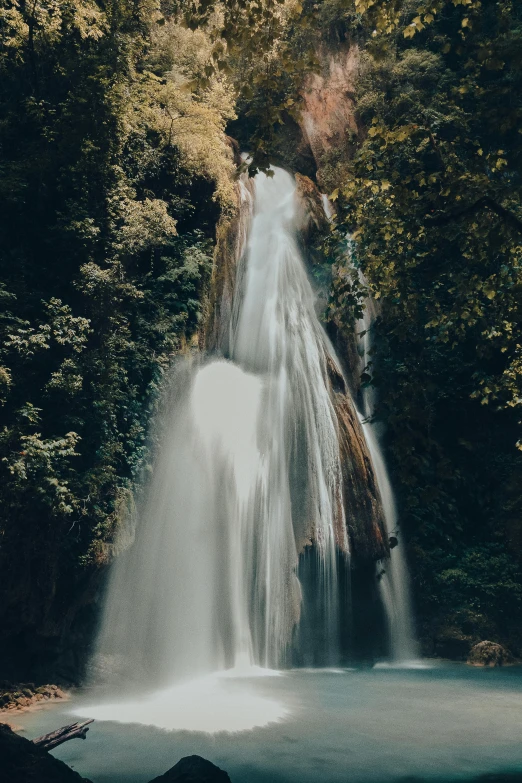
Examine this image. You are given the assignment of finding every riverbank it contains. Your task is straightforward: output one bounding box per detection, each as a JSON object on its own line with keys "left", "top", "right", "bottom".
{"left": 0, "top": 682, "right": 68, "bottom": 728}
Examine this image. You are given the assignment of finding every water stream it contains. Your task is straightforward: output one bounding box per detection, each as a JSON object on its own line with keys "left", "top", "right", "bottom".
{"left": 356, "top": 285, "right": 417, "bottom": 663}
{"left": 88, "top": 167, "right": 417, "bottom": 732}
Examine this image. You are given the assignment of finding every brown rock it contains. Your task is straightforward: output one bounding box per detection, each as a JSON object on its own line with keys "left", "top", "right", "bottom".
{"left": 467, "top": 641, "right": 514, "bottom": 667}
{"left": 225, "top": 136, "right": 241, "bottom": 167}
{"left": 294, "top": 173, "right": 329, "bottom": 242}
{"left": 300, "top": 45, "right": 360, "bottom": 188}
{"left": 334, "top": 389, "right": 388, "bottom": 562}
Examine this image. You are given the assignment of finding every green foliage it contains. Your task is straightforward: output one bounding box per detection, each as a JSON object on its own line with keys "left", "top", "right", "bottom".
{"left": 2, "top": 0, "right": 522, "bottom": 666}
{"left": 320, "top": 0, "right": 522, "bottom": 651}
{"left": 0, "top": 0, "right": 234, "bottom": 644}
{"left": 231, "top": 2, "right": 320, "bottom": 173}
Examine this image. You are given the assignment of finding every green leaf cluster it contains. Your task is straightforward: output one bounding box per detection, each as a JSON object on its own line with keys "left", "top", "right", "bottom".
{"left": 0, "top": 0, "right": 234, "bottom": 645}
{"left": 319, "top": 0, "right": 522, "bottom": 651}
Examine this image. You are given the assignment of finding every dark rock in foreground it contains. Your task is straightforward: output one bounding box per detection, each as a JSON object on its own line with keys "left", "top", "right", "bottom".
{"left": 148, "top": 755, "right": 232, "bottom": 783}
{"left": 467, "top": 640, "right": 514, "bottom": 667}
{"left": 0, "top": 723, "right": 91, "bottom": 783}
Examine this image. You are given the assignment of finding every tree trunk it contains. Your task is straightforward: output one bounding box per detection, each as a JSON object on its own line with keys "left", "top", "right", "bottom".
{"left": 32, "top": 720, "right": 94, "bottom": 751}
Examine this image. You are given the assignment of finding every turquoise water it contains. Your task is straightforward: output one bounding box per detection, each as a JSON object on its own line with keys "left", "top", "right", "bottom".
{"left": 12, "top": 663, "right": 522, "bottom": 783}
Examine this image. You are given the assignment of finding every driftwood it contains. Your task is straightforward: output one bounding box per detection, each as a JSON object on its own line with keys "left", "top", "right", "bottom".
{"left": 32, "top": 720, "right": 94, "bottom": 751}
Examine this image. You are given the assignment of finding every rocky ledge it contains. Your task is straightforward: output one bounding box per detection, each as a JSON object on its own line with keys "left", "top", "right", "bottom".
{"left": 0, "top": 681, "right": 66, "bottom": 714}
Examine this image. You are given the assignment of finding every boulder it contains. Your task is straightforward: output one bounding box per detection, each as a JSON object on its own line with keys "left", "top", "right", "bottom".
{"left": 0, "top": 723, "right": 91, "bottom": 783}
{"left": 147, "top": 755, "right": 232, "bottom": 783}
{"left": 467, "top": 641, "right": 514, "bottom": 667}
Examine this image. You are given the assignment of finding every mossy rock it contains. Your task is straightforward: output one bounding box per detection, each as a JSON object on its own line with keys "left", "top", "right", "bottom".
{"left": 467, "top": 641, "right": 514, "bottom": 667}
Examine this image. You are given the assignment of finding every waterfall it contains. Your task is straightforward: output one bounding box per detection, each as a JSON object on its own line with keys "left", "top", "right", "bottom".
{"left": 95, "top": 167, "right": 350, "bottom": 688}
{"left": 355, "top": 278, "right": 418, "bottom": 663}
{"left": 94, "top": 167, "right": 416, "bottom": 696}
{"left": 229, "top": 168, "right": 350, "bottom": 667}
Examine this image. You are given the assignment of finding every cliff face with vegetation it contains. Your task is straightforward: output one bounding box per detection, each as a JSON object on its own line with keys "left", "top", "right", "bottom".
{"left": 1, "top": 0, "right": 521, "bottom": 677}
{"left": 0, "top": 0, "right": 238, "bottom": 680}
{"left": 287, "top": 0, "right": 522, "bottom": 658}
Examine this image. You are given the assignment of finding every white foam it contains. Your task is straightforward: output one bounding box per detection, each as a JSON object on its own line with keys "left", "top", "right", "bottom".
{"left": 373, "top": 660, "right": 433, "bottom": 670}
{"left": 74, "top": 670, "right": 288, "bottom": 734}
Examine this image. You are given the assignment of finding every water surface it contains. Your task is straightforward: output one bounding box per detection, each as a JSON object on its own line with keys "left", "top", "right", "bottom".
{"left": 14, "top": 663, "right": 522, "bottom": 783}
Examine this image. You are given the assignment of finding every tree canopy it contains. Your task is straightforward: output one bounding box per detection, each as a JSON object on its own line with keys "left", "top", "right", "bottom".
{"left": 0, "top": 0, "right": 239, "bottom": 665}
{"left": 312, "top": 0, "right": 522, "bottom": 653}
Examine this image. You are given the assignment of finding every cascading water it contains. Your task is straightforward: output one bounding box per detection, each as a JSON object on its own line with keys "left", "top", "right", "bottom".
{"left": 353, "top": 268, "right": 418, "bottom": 663}
{"left": 317, "top": 201, "right": 417, "bottom": 664}
{"left": 94, "top": 167, "right": 350, "bottom": 697}
{"left": 92, "top": 168, "right": 417, "bottom": 733}
{"left": 229, "top": 168, "right": 349, "bottom": 667}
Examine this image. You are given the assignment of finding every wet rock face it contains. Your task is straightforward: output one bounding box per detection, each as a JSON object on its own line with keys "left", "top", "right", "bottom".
{"left": 147, "top": 755, "right": 231, "bottom": 783}
{"left": 467, "top": 641, "right": 514, "bottom": 667}
{"left": 204, "top": 175, "right": 254, "bottom": 355}
{"left": 333, "top": 391, "right": 388, "bottom": 562}
{"left": 0, "top": 723, "right": 91, "bottom": 783}
{"left": 294, "top": 173, "right": 329, "bottom": 243}
{"left": 300, "top": 45, "right": 360, "bottom": 190}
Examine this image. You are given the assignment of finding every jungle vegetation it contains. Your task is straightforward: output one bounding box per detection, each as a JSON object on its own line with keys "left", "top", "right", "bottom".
{"left": 0, "top": 0, "right": 521, "bottom": 672}
{"left": 0, "top": 0, "right": 237, "bottom": 673}
{"left": 313, "top": 0, "right": 522, "bottom": 655}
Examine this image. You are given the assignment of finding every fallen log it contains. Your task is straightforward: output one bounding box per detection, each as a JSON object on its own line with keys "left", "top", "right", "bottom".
{"left": 32, "top": 720, "right": 94, "bottom": 751}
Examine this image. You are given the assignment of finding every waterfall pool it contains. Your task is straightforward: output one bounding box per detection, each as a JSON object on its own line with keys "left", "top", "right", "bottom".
{"left": 12, "top": 662, "right": 522, "bottom": 783}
